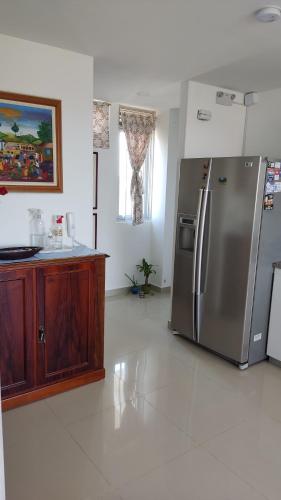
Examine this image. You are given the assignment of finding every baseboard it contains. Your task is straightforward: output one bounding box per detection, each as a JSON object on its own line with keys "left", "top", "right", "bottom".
{"left": 105, "top": 285, "right": 171, "bottom": 297}
{"left": 105, "top": 287, "right": 129, "bottom": 297}
{"left": 151, "top": 284, "right": 171, "bottom": 294}
{"left": 2, "top": 369, "right": 105, "bottom": 411}
{"left": 268, "top": 356, "right": 281, "bottom": 368}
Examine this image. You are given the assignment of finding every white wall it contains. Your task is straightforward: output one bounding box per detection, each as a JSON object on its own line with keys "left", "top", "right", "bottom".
{"left": 0, "top": 34, "right": 93, "bottom": 247}
{"left": 151, "top": 110, "right": 169, "bottom": 287}
{"left": 178, "top": 81, "right": 189, "bottom": 159}
{"left": 162, "top": 108, "right": 180, "bottom": 287}
{"left": 149, "top": 108, "right": 180, "bottom": 289}
{"left": 164, "top": 82, "right": 189, "bottom": 291}
{"left": 150, "top": 108, "right": 180, "bottom": 288}
{"left": 96, "top": 103, "right": 152, "bottom": 291}
{"left": 97, "top": 104, "right": 178, "bottom": 291}
{"left": 148, "top": 81, "right": 247, "bottom": 291}
{"left": 163, "top": 81, "right": 247, "bottom": 294}
{"left": 99, "top": 82, "right": 247, "bottom": 291}
{"left": 245, "top": 87, "right": 281, "bottom": 158}
{"left": 184, "top": 81, "right": 246, "bottom": 157}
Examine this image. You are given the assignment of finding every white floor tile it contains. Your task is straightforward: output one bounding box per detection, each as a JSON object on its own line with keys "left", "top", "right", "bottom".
{"left": 3, "top": 292, "right": 281, "bottom": 500}
{"left": 204, "top": 414, "right": 281, "bottom": 500}
{"left": 67, "top": 397, "right": 194, "bottom": 488}
{"left": 3, "top": 400, "right": 110, "bottom": 500}
{"left": 119, "top": 447, "right": 266, "bottom": 500}
{"left": 107, "top": 346, "right": 194, "bottom": 396}
{"left": 46, "top": 374, "right": 135, "bottom": 425}
{"left": 3, "top": 400, "right": 62, "bottom": 449}
{"left": 97, "top": 493, "right": 124, "bottom": 500}
{"left": 145, "top": 369, "right": 256, "bottom": 443}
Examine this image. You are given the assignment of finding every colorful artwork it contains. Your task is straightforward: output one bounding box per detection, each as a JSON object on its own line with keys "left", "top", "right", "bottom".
{"left": 0, "top": 92, "right": 62, "bottom": 192}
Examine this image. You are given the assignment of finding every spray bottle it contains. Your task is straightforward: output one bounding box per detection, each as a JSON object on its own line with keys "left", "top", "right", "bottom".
{"left": 52, "top": 215, "right": 64, "bottom": 249}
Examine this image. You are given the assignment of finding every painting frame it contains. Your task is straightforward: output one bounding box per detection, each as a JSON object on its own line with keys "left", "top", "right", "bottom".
{"left": 0, "top": 91, "right": 63, "bottom": 192}
{"left": 93, "top": 151, "right": 98, "bottom": 210}
{"left": 93, "top": 213, "right": 97, "bottom": 250}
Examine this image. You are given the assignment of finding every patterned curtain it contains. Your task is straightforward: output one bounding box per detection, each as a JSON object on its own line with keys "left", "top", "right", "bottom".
{"left": 93, "top": 101, "right": 110, "bottom": 149}
{"left": 120, "top": 109, "right": 156, "bottom": 225}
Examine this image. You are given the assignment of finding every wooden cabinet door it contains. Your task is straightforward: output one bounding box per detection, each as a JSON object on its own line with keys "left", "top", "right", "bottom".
{"left": 37, "top": 262, "right": 99, "bottom": 386}
{"left": 0, "top": 269, "right": 35, "bottom": 398}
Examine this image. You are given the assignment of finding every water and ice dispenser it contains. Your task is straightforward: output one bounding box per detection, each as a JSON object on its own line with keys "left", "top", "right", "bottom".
{"left": 177, "top": 216, "right": 196, "bottom": 252}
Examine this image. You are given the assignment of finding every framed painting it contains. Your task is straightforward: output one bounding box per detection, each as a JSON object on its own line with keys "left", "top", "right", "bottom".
{"left": 93, "top": 151, "right": 98, "bottom": 209}
{"left": 0, "top": 91, "right": 63, "bottom": 192}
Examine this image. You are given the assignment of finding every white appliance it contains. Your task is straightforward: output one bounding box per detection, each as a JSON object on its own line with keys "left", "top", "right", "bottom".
{"left": 267, "top": 265, "right": 281, "bottom": 364}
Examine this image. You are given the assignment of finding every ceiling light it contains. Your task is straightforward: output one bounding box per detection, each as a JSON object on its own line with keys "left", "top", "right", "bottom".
{"left": 255, "top": 5, "right": 281, "bottom": 22}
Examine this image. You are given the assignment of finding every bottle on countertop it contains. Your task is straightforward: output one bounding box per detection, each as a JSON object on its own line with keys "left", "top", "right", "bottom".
{"left": 28, "top": 209, "right": 46, "bottom": 248}
{"left": 52, "top": 215, "right": 64, "bottom": 249}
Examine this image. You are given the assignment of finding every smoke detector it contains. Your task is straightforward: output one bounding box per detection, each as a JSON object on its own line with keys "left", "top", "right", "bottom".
{"left": 255, "top": 6, "right": 281, "bottom": 22}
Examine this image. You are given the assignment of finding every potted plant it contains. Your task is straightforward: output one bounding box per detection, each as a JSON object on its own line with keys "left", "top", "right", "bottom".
{"left": 125, "top": 273, "right": 140, "bottom": 294}
{"left": 136, "top": 258, "right": 156, "bottom": 294}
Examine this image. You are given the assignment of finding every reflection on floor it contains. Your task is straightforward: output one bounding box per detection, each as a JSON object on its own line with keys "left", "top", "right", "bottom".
{"left": 3, "top": 292, "right": 281, "bottom": 500}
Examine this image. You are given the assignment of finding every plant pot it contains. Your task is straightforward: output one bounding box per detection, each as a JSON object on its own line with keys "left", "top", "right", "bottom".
{"left": 142, "top": 284, "right": 151, "bottom": 294}
{"left": 131, "top": 286, "right": 139, "bottom": 295}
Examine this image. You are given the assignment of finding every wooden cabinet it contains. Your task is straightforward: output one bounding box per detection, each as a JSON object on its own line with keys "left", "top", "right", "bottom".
{"left": 0, "top": 268, "right": 35, "bottom": 399}
{"left": 37, "top": 262, "right": 96, "bottom": 385}
{"left": 0, "top": 255, "right": 106, "bottom": 410}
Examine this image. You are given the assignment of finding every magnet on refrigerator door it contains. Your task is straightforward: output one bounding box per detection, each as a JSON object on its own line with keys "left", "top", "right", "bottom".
{"left": 264, "top": 194, "right": 274, "bottom": 210}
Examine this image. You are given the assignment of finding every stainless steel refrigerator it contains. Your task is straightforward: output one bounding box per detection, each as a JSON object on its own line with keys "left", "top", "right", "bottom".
{"left": 170, "top": 156, "right": 281, "bottom": 368}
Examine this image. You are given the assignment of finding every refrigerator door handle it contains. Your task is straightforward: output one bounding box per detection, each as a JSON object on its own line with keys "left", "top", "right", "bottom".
{"left": 192, "top": 188, "right": 204, "bottom": 340}
{"left": 196, "top": 187, "right": 209, "bottom": 342}
{"left": 192, "top": 188, "right": 204, "bottom": 294}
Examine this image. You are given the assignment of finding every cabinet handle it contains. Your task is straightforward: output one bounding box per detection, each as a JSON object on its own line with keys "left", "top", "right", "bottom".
{"left": 38, "top": 326, "right": 46, "bottom": 343}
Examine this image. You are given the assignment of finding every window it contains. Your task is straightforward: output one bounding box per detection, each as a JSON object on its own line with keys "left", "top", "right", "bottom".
{"left": 118, "top": 128, "right": 154, "bottom": 221}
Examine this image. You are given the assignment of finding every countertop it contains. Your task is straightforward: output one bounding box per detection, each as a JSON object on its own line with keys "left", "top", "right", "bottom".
{"left": 0, "top": 245, "right": 108, "bottom": 266}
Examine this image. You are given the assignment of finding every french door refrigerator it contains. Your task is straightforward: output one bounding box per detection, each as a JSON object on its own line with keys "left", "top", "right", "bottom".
{"left": 170, "top": 156, "right": 281, "bottom": 368}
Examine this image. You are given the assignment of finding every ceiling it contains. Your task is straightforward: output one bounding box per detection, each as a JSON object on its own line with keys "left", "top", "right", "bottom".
{"left": 196, "top": 46, "right": 281, "bottom": 93}
{"left": 1, "top": 1, "right": 281, "bottom": 108}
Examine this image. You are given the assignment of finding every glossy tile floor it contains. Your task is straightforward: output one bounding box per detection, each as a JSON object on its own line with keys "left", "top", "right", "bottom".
{"left": 3, "top": 293, "right": 281, "bottom": 500}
